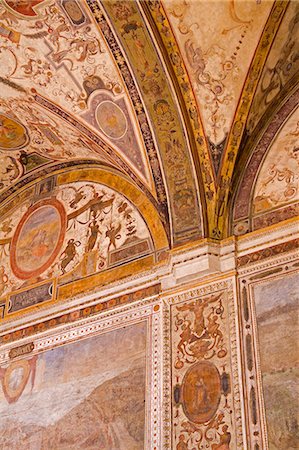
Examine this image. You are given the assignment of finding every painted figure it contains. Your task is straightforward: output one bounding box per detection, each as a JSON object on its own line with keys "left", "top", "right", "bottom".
{"left": 195, "top": 377, "right": 210, "bottom": 413}
{"left": 60, "top": 238, "right": 80, "bottom": 274}
{"left": 106, "top": 223, "right": 121, "bottom": 251}
{"left": 212, "top": 425, "right": 231, "bottom": 450}
{"left": 86, "top": 219, "right": 100, "bottom": 252}
{"left": 176, "top": 434, "right": 188, "bottom": 450}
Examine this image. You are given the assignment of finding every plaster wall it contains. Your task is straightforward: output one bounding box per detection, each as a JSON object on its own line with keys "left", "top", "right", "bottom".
{"left": 0, "top": 220, "right": 298, "bottom": 449}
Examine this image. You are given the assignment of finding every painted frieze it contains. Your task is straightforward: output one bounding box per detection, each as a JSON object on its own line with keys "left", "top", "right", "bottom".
{"left": 0, "top": 170, "right": 169, "bottom": 317}
{"left": 163, "top": 280, "right": 243, "bottom": 449}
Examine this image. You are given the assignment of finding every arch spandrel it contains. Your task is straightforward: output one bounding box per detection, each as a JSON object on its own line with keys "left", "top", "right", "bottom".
{"left": 232, "top": 104, "right": 299, "bottom": 235}
{"left": 0, "top": 166, "right": 169, "bottom": 319}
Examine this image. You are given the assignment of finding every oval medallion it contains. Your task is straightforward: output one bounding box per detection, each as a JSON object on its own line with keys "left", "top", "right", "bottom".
{"left": 3, "top": 360, "right": 30, "bottom": 403}
{"left": 0, "top": 114, "right": 29, "bottom": 150}
{"left": 182, "top": 361, "right": 221, "bottom": 424}
{"left": 96, "top": 100, "right": 127, "bottom": 140}
{"left": 10, "top": 199, "right": 66, "bottom": 279}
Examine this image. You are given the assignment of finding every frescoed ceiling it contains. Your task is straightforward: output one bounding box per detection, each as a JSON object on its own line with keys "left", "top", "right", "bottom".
{"left": 0, "top": 0, "right": 154, "bottom": 190}
{"left": 233, "top": 103, "right": 299, "bottom": 234}
{"left": 162, "top": 0, "right": 274, "bottom": 172}
{"left": 0, "top": 0, "right": 298, "bottom": 303}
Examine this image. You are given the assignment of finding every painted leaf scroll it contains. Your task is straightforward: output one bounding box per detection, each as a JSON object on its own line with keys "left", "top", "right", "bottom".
{"left": 170, "top": 286, "right": 241, "bottom": 449}
{"left": 0, "top": 177, "right": 154, "bottom": 310}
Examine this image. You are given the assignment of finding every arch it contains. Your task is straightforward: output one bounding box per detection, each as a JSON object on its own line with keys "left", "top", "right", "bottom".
{"left": 231, "top": 94, "right": 299, "bottom": 235}
{"left": 0, "top": 164, "right": 169, "bottom": 313}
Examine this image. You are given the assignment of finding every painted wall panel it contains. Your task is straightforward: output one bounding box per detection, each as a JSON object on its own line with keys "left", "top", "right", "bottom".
{"left": 163, "top": 279, "right": 244, "bottom": 449}
{"left": 252, "top": 272, "right": 299, "bottom": 449}
{"left": 239, "top": 254, "right": 299, "bottom": 450}
{"left": 0, "top": 322, "right": 147, "bottom": 449}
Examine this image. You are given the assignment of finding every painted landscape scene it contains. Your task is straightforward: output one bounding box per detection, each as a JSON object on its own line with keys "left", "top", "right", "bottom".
{"left": 0, "top": 321, "right": 147, "bottom": 449}
{"left": 254, "top": 272, "right": 299, "bottom": 450}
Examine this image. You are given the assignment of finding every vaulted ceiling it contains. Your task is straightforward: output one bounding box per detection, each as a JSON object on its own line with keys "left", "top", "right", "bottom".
{"left": 0, "top": 0, "right": 298, "bottom": 303}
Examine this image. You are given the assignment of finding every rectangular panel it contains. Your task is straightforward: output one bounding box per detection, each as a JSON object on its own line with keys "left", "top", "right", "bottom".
{"left": 7, "top": 280, "right": 54, "bottom": 315}
{"left": 252, "top": 271, "right": 299, "bottom": 450}
{"left": 0, "top": 307, "right": 160, "bottom": 450}
{"left": 239, "top": 257, "right": 299, "bottom": 450}
{"left": 163, "top": 279, "right": 244, "bottom": 449}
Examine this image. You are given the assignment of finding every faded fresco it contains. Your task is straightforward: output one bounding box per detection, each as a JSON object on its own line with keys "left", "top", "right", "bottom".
{"left": 0, "top": 178, "right": 153, "bottom": 302}
{"left": 253, "top": 272, "right": 299, "bottom": 449}
{"left": 253, "top": 108, "right": 299, "bottom": 216}
{"left": 163, "top": 0, "right": 273, "bottom": 169}
{"left": 0, "top": 321, "right": 147, "bottom": 449}
{"left": 170, "top": 286, "right": 241, "bottom": 449}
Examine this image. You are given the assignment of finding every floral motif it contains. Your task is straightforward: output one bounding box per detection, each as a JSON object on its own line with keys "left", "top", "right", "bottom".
{"left": 172, "top": 291, "right": 235, "bottom": 449}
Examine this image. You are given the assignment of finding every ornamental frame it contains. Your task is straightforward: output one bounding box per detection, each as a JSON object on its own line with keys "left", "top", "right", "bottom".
{"left": 162, "top": 277, "right": 245, "bottom": 449}
{"left": 237, "top": 251, "right": 299, "bottom": 450}
{"left": 0, "top": 297, "right": 163, "bottom": 450}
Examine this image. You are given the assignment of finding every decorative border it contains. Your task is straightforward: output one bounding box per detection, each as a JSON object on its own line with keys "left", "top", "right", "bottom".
{"left": 0, "top": 283, "right": 161, "bottom": 343}
{"left": 93, "top": 0, "right": 203, "bottom": 243}
{"left": 10, "top": 198, "right": 66, "bottom": 279}
{"left": 84, "top": 2, "right": 168, "bottom": 213}
{"left": 143, "top": 1, "right": 215, "bottom": 217}
{"left": 237, "top": 238, "right": 299, "bottom": 268}
{"left": 162, "top": 278, "right": 244, "bottom": 449}
{"left": 216, "top": 1, "right": 288, "bottom": 239}
{"left": 0, "top": 297, "right": 163, "bottom": 450}
{"left": 237, "top": 252, "right": 298, "bottom": 449}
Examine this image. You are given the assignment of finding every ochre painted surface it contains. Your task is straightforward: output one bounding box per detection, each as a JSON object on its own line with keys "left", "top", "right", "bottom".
{"left": 253, "top": 107, "right": 299, "bottom": 217}
{"left": 0, "top": 321, "right": 147, "bottom": 449}
{"left": 93, "top": 0, "right": 204, "bottom": 243}
{"left": 171, "top": 288, "right": 238, "bottom": 448}
{"left": 253, "top": 272, "right": 299, "bottom": 449}
{"left": 163, "top": 0, "right": 273, "bottom": 148}
{"left": 0, "top": 2, "right": 298, "bottom": 448}
{"left": 0, "top": 0, "right": 296, "bottom": 242}
{"left": 0, "top": 168, "right": 168, "bottom": 317}
{"left": 56, "top": 167, "right": 168, "bottom": 250}
{"left": 0, "top": 0, "right": 153, "bottom": 189}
